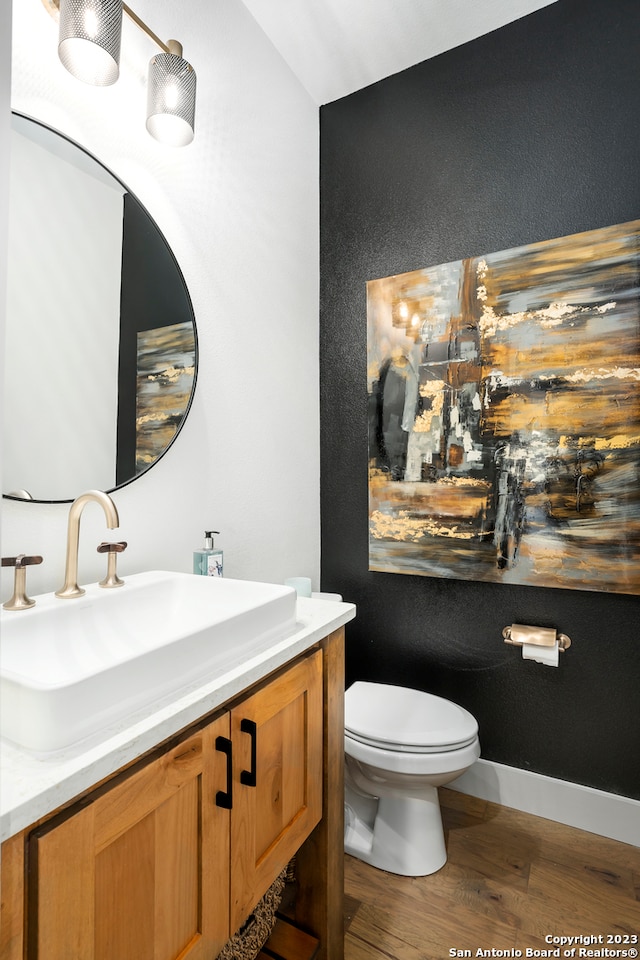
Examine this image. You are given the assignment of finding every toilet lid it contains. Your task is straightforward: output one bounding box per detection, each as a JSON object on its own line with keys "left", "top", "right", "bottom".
{"left": 345, "top": 681, "right": 478, "bottom": 754}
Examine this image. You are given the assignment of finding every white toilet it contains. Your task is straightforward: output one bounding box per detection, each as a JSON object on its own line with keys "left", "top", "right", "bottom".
{"left": 344, "top": 681, "right": 480, "bottom": 876}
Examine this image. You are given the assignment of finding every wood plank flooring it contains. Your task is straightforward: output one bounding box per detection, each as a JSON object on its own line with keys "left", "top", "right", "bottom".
{"left": 344, "top": 788, "right": 640, "bottom": 960}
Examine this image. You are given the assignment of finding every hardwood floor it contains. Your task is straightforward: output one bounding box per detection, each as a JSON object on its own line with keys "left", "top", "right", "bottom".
{"left": 344, "top": 788, "right": 640, "bottom": 960}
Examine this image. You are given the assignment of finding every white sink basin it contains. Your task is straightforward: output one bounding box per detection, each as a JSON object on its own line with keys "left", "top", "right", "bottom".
{"left": 0, "top": 571, "right": 297, "bottom": 752}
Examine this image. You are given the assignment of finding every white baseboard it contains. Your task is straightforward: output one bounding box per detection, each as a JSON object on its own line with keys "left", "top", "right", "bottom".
{"left": 449, "top": 758, "right": 640, "bottom": 847}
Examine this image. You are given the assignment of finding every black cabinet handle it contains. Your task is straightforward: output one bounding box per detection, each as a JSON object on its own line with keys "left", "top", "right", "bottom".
{"left": 215, "top": 736, "right": 233, "bottom": 809}
{"left": 240, "top": 719, "right": 257, "bottom": 787}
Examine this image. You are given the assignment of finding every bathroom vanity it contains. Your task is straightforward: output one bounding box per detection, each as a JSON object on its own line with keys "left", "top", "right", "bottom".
{"left": 0, "top": 595, "right": 355, "bottom": 960}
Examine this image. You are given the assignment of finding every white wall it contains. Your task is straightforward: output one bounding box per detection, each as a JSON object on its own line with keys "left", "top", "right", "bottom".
{"left": 1, "top": 0, "right": 320, "bottom": 598}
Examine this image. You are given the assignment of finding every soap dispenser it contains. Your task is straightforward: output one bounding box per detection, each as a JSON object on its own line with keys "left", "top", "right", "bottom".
{"left": 193, "top": 531, "right": 224, "bottom": 577}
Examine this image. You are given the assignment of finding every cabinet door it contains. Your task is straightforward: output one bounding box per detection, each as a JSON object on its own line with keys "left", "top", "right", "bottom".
{"left": 30, "top": 715, "right": 231, "bottom": 960}
{"left": 230, "top": 649, "right": 323, "bottom": 930}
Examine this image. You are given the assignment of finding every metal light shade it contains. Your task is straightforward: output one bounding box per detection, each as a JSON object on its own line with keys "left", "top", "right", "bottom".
{"left": 58, "top": 0, "right": 123, "bottom": 86}
{"left": 146, "top": 46, "right": 196, "bottom": 147}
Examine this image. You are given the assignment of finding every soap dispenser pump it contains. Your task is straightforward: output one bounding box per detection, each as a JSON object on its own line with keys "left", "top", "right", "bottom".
{"left": 193, "top": 531, "right": 224, "bottom": 577}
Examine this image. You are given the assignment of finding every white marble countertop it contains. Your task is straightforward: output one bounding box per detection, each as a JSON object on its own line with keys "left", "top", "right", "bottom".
{"left": 0, "top": 596, "right": 355, "bottom": 844}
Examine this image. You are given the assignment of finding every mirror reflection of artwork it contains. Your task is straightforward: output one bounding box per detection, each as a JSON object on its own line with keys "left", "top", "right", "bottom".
{"left": 135, "top": 323, "right": 196, "bottom": 473}
{"left": 367, "top": 219, "right": 640, "bottom": 595}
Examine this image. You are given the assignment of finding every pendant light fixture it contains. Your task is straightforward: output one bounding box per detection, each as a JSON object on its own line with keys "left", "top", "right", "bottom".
{"left": 58, "top": 0, "right": 123, "bottom": 86}
{"left": 147, "top": 40, "right": 197, "bottom": 147}
{"left": 47, "top": 0, "right": 197, "bottom": 145}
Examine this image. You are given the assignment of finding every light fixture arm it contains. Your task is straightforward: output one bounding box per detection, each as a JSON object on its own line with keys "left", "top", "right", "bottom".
{"left": 122, "top": 3, "right": 180, "bottom": 56}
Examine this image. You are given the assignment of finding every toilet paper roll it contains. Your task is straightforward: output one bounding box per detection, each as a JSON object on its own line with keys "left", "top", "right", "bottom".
{"left": 522, "top": 640, "right": 559, "bottom": 667}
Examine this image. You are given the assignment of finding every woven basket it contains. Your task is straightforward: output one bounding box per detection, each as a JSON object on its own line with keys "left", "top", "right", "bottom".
{"left": 216, "top": 868, "right": 287, "bottom": 960}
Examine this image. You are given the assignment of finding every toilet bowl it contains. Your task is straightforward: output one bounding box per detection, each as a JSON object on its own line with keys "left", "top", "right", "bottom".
{"left": 344, "top": 681, "right": 480, "bottom": 876}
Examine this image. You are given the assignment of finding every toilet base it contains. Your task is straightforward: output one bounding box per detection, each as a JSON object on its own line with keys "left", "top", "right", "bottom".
{"left": 344, "top": 782, "right": 447, "bottom": 876}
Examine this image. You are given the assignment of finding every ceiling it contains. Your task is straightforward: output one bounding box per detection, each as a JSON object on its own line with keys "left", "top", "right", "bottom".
{"left": 239, "top": 0, "right": 559, "bottom": 105}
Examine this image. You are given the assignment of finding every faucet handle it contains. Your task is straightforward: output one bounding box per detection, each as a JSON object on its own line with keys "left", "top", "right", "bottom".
{"left": 2, "top": 554, "right": 43, "bottom": 566}
{"left": 97, "top": 541, "right": 127, "bottom": 554}
{"left": 97, "top": 541, "right": 127, "bottom": 589}
{"left": 2, "top": 554, "right": 43, "bottom": 611}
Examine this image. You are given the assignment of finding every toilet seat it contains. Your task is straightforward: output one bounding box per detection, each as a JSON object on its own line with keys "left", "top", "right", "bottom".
{"left": 345, "top": 681, "right": 478, "bottom": 754}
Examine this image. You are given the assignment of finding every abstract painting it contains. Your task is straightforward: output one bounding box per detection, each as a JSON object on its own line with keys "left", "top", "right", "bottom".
{"left": 367, "top": 220, "right": 640, "bottom": 594}
{"left": 136, "top": 321, "right": 196, "bottom": 473}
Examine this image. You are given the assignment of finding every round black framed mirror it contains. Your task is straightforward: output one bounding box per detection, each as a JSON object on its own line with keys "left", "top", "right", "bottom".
{"left": 3, "top": 113, "right": 198, "bottom": 503}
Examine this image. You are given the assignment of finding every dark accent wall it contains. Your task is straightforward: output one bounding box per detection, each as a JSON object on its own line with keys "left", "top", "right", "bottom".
{"left": 320, "top": 0, "right": 640, "bottom": 799}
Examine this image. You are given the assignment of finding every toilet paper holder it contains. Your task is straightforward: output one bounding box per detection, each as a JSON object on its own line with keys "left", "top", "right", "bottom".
{"left": 502, "top": 624, "right": 571, "bottom": 651}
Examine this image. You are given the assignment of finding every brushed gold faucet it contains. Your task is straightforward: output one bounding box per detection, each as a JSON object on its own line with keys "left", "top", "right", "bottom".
{"left": 56, "top": 490, "right": 120, "bottom": 599}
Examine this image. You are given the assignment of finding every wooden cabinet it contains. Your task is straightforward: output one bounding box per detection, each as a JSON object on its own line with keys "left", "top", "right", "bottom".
{"left": 24, "top": 649, "right": 324, "bottom": 960}
{"left": 31, "top": 715, "right": 230, "bottom": 960}
{"left": 229, "top": 648, "right": 323, "bottom": 931}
